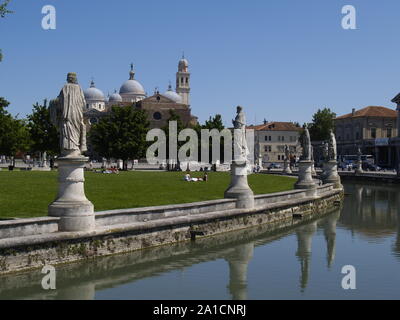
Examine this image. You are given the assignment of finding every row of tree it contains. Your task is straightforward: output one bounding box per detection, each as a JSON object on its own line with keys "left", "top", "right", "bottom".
{"left": 0, "top": 96, "right": 336, "bottom": 164}
{"left": 0, "top": 98, "right": 228, "bottom": 165}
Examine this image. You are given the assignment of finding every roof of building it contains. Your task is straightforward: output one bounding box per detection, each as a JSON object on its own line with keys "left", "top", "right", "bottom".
{"left": 335, "top": 106, "right": 397, "bottom": 120}
{"left": 109, "top": 89, "right": 122, "bottom": 102}
{"left": 119, "top": 64, "right": 146, "bottom": 96}
{"left": 247, "top": 121, "right": 302, "bottom": 132}
{"left": 84, "top": 80, "right": 105, "bottom": 101}
{"left": 162, "top": 84, "right": 182, "bottom": 103}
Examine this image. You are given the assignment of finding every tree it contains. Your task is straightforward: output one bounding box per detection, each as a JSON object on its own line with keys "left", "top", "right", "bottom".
{"left": 0, "top": 97, "right": 31, "bottom": 160}
{"left": 308, "top": 108, "right": 336, "bottom": 141}
{"left": 89, "top": 106, "right": 150, "bottom": 169}
{"left": 0, "top": 0, "right": 12, "bottom": 17}
{"left": 203, "top": 114, "right": 224, "bottom": 131}
{"left": 0, "top": 0, "right": 13, "bottom": 62}
{"left": 201, "top": 114, "right": 226, "bottom": 164}
{"left": 26, "top": 99, "right": 59, "bottom": 157}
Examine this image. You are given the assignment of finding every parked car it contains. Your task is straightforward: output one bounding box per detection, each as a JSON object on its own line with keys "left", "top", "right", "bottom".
{"left": 338, "top": 162, "right": 352, "bottom": 170}
{"left": 268, "top": 163, "right": 282, "bottom": 169}
{"left": 362, "top": 162, "right": 381, "bottom": 171}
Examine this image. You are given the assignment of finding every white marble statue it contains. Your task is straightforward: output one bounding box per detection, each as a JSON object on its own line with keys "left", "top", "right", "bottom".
{"left": 284, "top": 145, "right": 290, "bottom": 161}
{"left": 328, "top": 130, "right": 337, "bottom": 161}
{"left": 300, "top": 128, "right": 311, "bottom": 161}
{"left": 50, "top": 73, "right": 87, "bottom": 158}
{"left": 232, "top": 106, "right": 249, "bottom": 162}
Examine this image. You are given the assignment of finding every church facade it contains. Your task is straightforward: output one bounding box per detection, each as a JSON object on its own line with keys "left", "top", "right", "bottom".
{"left": 82, "top": 56, "right": 198, "bottom": 130}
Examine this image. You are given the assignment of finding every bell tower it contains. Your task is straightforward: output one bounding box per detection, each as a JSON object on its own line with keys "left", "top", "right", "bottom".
{"left": 176, "top": 54, "right": 190, "bottom": 105}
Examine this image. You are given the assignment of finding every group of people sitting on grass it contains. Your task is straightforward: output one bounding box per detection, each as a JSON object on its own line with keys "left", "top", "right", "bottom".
{"left": 184, "top": 173, "right": 208, "bottom": 182}
{"left": 94, "top": 166, "right": 119, "bottom": 174}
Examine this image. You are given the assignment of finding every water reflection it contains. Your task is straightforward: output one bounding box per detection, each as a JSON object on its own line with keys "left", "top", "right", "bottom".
{"left": 340, "top": 183, "right": 398, "bottom": 241}
{"left": 225, "top": 243, "right": 254, "bottom": 300}
{"left": 1, "top": 181, "right": 400, "bottom": 299}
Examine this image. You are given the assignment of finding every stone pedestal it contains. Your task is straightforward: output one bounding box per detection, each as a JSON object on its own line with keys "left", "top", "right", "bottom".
{"left": 283, "top": 160, "right": 292, "bottom": 174}
{"left": 48, "top": 157, "right": 95, "bottom": 232}
{"left": 295, "top": 160, "right": 316, "bottom": 193}
{"left": 322, "top": 160, "right": 341, "bottom": 188}
{"left": 224, "top": 161, "right": 254, "bottom": 209}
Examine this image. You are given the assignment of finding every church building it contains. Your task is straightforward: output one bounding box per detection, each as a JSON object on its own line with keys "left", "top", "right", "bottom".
{"left": 82, "top": 56, "right": 198, "bottom": 129}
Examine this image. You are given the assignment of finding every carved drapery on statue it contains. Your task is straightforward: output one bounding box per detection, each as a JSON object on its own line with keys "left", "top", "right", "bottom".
{"left": 50, "top": 73, "right": 87, "bottom": 157}
{"left": 232, "top": 106, "right": 249, "bottom": 162}
{"left": 323, "top": 142, "right": 329, "bottom": 161}
{"left": 300, "top": 128, "right": 311, "bottom": 161}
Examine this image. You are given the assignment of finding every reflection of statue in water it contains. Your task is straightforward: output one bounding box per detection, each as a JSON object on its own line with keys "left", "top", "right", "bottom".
{"left": 50, "top": 72, "right": 87, "bottom": 157}
{"left": 300, "top": 127, "right": 311, "bottom": 161}
{"left": 296, "top": 221, "right": 317, "bottom": 292}
{"left": 225, "top": 243, "right": 254, "bottom": 300}
{"left": 328, "top": 130, "right": 337, "bottom": 161}
{"left": 232, "top": 106, "right": 249, "bottom": 162}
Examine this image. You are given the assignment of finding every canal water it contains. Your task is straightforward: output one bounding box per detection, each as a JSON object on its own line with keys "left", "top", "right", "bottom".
{"left": 0, "top": 181, "right": 399, "bottom": 300}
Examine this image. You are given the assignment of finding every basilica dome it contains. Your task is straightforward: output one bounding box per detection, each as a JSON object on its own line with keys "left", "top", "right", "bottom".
{"left": 84, "top": 80, "right": 105, "bottom": 101}
{"left": 109, "top": 90, "right": 122, "bottom": 103}
{"left": 162, "top": 84, "right": 182, "bottom": 103}
{"left": 119, "top": 65, "right": 145, "bottom": 96}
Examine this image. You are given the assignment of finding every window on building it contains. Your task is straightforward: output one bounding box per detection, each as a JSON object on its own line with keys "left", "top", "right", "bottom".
{"left": 186, "top": 78, "right": 189, "bottom": 84}
{"left": 153, "top": 112, "right": 162, "bottom": 120}
{"left": 355, "top": 132, "right": 359, "bottom": 140}
{"left": 387, "top": 128, "right": 392, "bottom": 138}
{"left": 282, "top": 136, "right": 285, "bottom": 142}
{"left": 371, "top": 128, "right": 377, "bottom": 139}
{"left": 278, "top": 155, "right": 281, "bottom": 161}
{"left": 264, "top": 136, "right": 268, "bottom": 141}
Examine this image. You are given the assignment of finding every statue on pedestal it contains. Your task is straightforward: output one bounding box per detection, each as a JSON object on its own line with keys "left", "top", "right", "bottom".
{"left": 50, "top": 72, "right": 87, "bottom": 158}
{"left": 225, "top": 106, "right": 254, "bottom": 209}
{"left": 48, "top": 73, "right": 94, "bottom": 232}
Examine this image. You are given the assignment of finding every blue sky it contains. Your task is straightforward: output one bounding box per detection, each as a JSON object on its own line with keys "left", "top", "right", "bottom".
{"left": 1, "top": 0, "right": 399, "bottom": 126}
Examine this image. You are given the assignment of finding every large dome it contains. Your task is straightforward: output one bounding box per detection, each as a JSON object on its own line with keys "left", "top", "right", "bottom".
{"left": 162, "top": 84, "right": 182, "bottom": 103}
{"left": 119, "top": 64, "right": 146, "bottom": 96}
{"left": 84, "top": 81, "right": 105, "bottom": 101}
{"left": 119, "top": 79, "right": 145, "bottom": 95}
{"left": 109, "top": 90, "right": 122, "bottom": 102}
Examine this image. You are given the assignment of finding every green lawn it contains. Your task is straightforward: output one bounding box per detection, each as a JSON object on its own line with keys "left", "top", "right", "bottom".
{"left": 0, "top": 170, "right": 295, "bottom": 219}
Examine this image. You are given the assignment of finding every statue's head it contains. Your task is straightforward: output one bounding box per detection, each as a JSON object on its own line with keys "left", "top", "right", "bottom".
{"left": 67, "top": 72, "right": 78, "bottom": 84}
{"left": 237, "top": 106, "right": 242, "bottom": 113}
